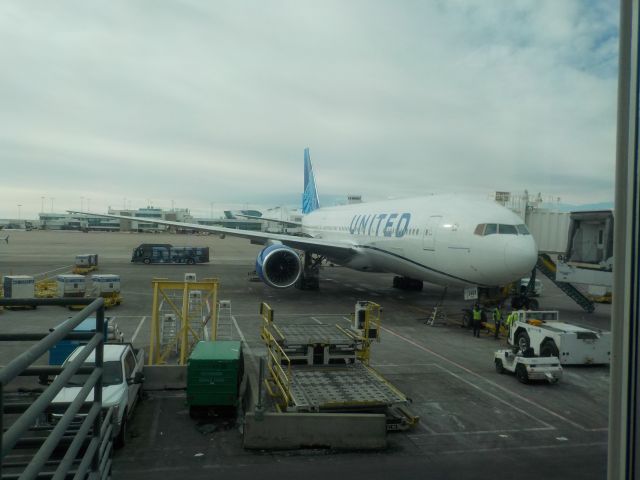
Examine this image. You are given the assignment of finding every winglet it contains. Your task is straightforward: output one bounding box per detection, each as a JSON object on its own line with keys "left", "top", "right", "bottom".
{"left": 302, "top": 147, "right": 320, "bottom": 214}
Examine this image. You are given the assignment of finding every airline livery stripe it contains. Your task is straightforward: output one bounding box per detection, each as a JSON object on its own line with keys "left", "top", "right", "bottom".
{"left": 357, "top": 245, "right": 488, "bottom": 286}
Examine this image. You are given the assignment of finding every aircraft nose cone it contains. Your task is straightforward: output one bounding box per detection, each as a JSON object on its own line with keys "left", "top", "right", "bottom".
{"left": 504, "top": 238, "right": 538, "bottom": 277}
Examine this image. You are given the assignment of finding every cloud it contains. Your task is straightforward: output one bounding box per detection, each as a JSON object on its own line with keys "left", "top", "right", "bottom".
{"left": 0, "top": 0, "right": 619, "bottom": 218}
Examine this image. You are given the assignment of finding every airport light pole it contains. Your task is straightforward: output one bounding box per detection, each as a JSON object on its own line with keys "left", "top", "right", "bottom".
{"left": 50, "top": 197, "right": 54, "bottom": 213}
{"left": 40, "top": 196, "right": 44, "bottom": 213}
{"left": 17, "top": 204, "right": 21, "bottom": 221}
{"left": 81, "top": 197, "right": 84, "bottom": 211}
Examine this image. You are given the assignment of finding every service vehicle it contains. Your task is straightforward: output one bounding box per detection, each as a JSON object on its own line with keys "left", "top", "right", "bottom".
{"left": 50, "top": 343, "right": 144, "bottom": 448}
{"left": 494, "top": 348, "right": 562, "bottom": 384}
{"left": 131, "top": 243, "right": 209, "bottom": 265}
{"left": 508, "top": 310, "right": 610, "bottom": 365}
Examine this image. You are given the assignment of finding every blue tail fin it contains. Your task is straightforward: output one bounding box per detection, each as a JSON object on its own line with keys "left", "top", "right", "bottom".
{"left": 302, "top": 148, "right": 320, "bottom": 214}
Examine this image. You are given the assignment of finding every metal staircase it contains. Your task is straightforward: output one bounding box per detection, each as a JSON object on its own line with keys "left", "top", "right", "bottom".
{"left": 537, "top": 254, "right": 595, "bottom": 313}
{"left": 216, "top": 300, "right": 234, "bottom": 340}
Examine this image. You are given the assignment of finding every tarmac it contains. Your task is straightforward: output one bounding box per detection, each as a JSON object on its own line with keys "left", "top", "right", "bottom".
{"left": 0, "top": 230, "right": 610, "bottom": 479}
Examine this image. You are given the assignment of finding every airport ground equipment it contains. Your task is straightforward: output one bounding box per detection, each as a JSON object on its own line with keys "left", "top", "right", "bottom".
{"left": 0, "top": 297, "right": 113, "bottom": 480}
{"left": 2, "top": 275, "right": 37, "bottom": 309}
{"left": 186, "top": 341, "right": 243, "bottom": 414}
{"left": 90, "top": 274, "right": 122, "bottom": 308}
{"left": 131, "top": 243, "right": 210, "bottom": 265}
{"left": 149, "top": 277, "right": 219, "bottom": 365}
{"left": 494, "top": 348, "right": 562, "bottom": 384}
{"left": 260, "top": 302, "right": 417, "bottom": 430}
{"left": 72, "top": 253, "right": 98, "bottom": 274}
{"left": 48, "top": 317, "right": 124, "bottom": 365}
{"left": 508, "top": 310, "right": 610, "bottom": 365}
{"left": 536, "top": 254, "right": 595, "bottom": 312}
{"left": 50, "top": 343, "right": 144, "bottom": 448}
{"left": 216, "top": 300, "right": 234, "bottom": 340}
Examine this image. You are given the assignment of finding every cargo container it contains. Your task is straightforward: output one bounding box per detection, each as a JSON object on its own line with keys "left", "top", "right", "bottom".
{"left": 187, "top": 341, "right": 243, "bottom": 412}
{"left": 91, "top": 274, "right": 121, "bottom": 295}
{"left": 75, "top": 254, "right": 98, "bottom": 267}
{"left": 56, "top": 274, "right": 86, "bottom": 298}
{"left": 131, "top": 244, "right": 209, "bottom": 265}
{"left": 3, "top": 275, "right": 35, "bottom": 299}
{"left": 48, "top": 317, "right": 124, "bottom": 365}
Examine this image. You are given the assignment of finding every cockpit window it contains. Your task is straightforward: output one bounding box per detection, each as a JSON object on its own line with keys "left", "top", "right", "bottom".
{"left": 484, "top": 223, "right": 498, "bottom": 235}
{"left": 498, "top": 224, "right": 518, "bottom": 235}
{"left": 475, "top": 223, "right": 528, "bottom": 236}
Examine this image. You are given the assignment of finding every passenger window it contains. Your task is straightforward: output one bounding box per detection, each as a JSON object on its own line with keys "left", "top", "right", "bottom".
{"left": 516, "top": 224, "right": 530, "bottom": 235}
{"left": 474, "top": 224, "right": 485, "bottom": 236}
{"left": 498, "top": 224, "right": 518, "bottom": 235}
{"left": 484, "top": 224, "right": 498, "bottom": 235}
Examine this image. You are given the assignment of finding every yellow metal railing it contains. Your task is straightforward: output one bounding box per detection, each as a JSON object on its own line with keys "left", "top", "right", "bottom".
{"left": 259, "top": 302, "right": 293, "bottom": 410}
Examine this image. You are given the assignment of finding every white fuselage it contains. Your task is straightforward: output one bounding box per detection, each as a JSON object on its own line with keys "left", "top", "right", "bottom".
{"left": 302, "top": 195, "right": 538, "bottom": 287}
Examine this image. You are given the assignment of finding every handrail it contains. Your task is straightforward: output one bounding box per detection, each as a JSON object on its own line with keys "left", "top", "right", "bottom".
{"left": 0, "top": 296, "right": 110, "bottom": 480}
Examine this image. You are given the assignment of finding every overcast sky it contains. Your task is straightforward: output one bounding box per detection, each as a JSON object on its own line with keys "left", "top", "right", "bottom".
{"left": 0, "top": 1, "right": 619, "bottom": 219}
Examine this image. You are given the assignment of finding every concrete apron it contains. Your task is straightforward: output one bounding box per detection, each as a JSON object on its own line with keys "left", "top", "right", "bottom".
{"left": 244, "top": 411, "right": 387, "bottom": 450}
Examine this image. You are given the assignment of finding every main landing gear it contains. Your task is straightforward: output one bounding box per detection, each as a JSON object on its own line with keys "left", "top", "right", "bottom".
{"left": 295, "top": 252, "right": 323, "bottom": 290}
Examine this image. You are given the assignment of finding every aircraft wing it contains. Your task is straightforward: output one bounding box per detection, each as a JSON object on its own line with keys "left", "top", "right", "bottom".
{"left": 67, "top": 211, "right": 355, "bottom": 259}
{"left": 233, "top": 213, "right": 303, "bottom": 228}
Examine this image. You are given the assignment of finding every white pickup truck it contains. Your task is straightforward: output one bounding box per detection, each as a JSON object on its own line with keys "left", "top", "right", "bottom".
{"left": 51, "top": 343, "right": 144, "bottom": 448}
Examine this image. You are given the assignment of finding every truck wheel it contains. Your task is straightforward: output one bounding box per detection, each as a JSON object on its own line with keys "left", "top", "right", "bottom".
{"left": 515, "top": 364, "right": 529, "bottom": 384}
{"left": 516, "top": 331, "right": 530, "bottom": 351}
{"left": 143, "top": 258, "right": 151, "bottom": 265}
{"left": 186, "top": 258, "right": 195, "bottom": 265}
{"left": 540, "top": 340, "right": 559, "bottom": 357}
{"left": 115, "top": 413, "right": 127, "bottom": 449}
{"left": 495, "top": 359, "right": 505, "bottom": 374}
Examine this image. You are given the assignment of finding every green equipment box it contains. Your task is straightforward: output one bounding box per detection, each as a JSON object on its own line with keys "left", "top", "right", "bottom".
{"left": 187, "top": 341, "right": 244, "bottom": 407}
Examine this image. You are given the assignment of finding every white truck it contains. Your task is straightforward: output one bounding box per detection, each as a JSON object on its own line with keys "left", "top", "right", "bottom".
{"left": 51, "top": 343, "right": 144, "bottom": 448}
{"left": 509, "top": 310, "right": 610, "bottom": 365}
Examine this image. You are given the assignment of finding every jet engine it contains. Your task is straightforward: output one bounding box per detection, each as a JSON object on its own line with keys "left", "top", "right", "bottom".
{"left": 255, "top": 244, "right": 302, "bottom": 288}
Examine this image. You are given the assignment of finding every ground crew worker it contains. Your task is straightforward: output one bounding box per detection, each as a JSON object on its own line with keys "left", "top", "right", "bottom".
{"left": 493, "top": 305, "right": 502, "bottom": 339}
{"left": 472, "top": 304, "right": 482, "bottom": 338}
{"left": 505, "top": 310, "right": 516, "bottom": 338}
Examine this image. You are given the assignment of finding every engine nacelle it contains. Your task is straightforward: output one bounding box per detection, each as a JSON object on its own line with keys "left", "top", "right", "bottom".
{"left": 255, "top": 244, "right": 302, "bottom": 289}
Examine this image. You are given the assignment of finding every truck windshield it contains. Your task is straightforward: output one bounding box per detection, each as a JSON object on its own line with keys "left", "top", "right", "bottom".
{"left": 66, "top": 361, "right": 123, "bottom": 387}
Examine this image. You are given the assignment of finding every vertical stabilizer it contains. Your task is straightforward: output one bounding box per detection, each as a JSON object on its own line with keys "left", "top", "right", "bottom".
{"left": 302, "top": 148, "right": 320, "bottom": 214}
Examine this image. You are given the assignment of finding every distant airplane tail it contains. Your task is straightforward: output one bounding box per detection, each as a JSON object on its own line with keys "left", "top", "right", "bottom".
{"left": 302, "top": 147, "right": 320, "bottom": 214}
{"left": 2, "top": 235, "right": 8, "bottom": 244}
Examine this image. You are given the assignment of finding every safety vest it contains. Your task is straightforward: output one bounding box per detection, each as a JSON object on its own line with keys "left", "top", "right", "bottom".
{"left": 506, "top": 312, "right": 515, "bottom": 326}
{"left": 472, "top": 308, "right": 482, "bottom": 321}
{"left": 493, "top": 308, "right": 502, "bottom": 321}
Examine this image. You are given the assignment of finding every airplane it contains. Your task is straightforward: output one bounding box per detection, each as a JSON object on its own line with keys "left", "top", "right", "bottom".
{"left": 70, "top": 148, "right": 538, "bottom": 295}
{"left": 1, "top": 235, "right": 8, "bottom": 244}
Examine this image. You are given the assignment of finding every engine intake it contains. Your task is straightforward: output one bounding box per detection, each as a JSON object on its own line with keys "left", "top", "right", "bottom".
{"left": 255, "top": 244, "right": 302, "bottom": 289}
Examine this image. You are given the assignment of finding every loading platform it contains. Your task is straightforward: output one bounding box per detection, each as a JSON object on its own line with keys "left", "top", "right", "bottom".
{"left": 288, "top": 362, "right": 408, "bottom": 413}
{"left": 260, "top": 302, "right": 418, "bottom": 430}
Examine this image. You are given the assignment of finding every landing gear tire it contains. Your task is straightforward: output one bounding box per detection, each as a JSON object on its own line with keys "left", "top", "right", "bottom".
{"left": 516, "top": 364, "right": 529, "bottom": 384}
{"left": 540, "top": 340, "right": 559, "bottom": 357}
{"left": 392, "top": 276, "right": 423, "bottom": 291}
{"left": 495, "top": 359, "right": 505, "bottom": 374}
